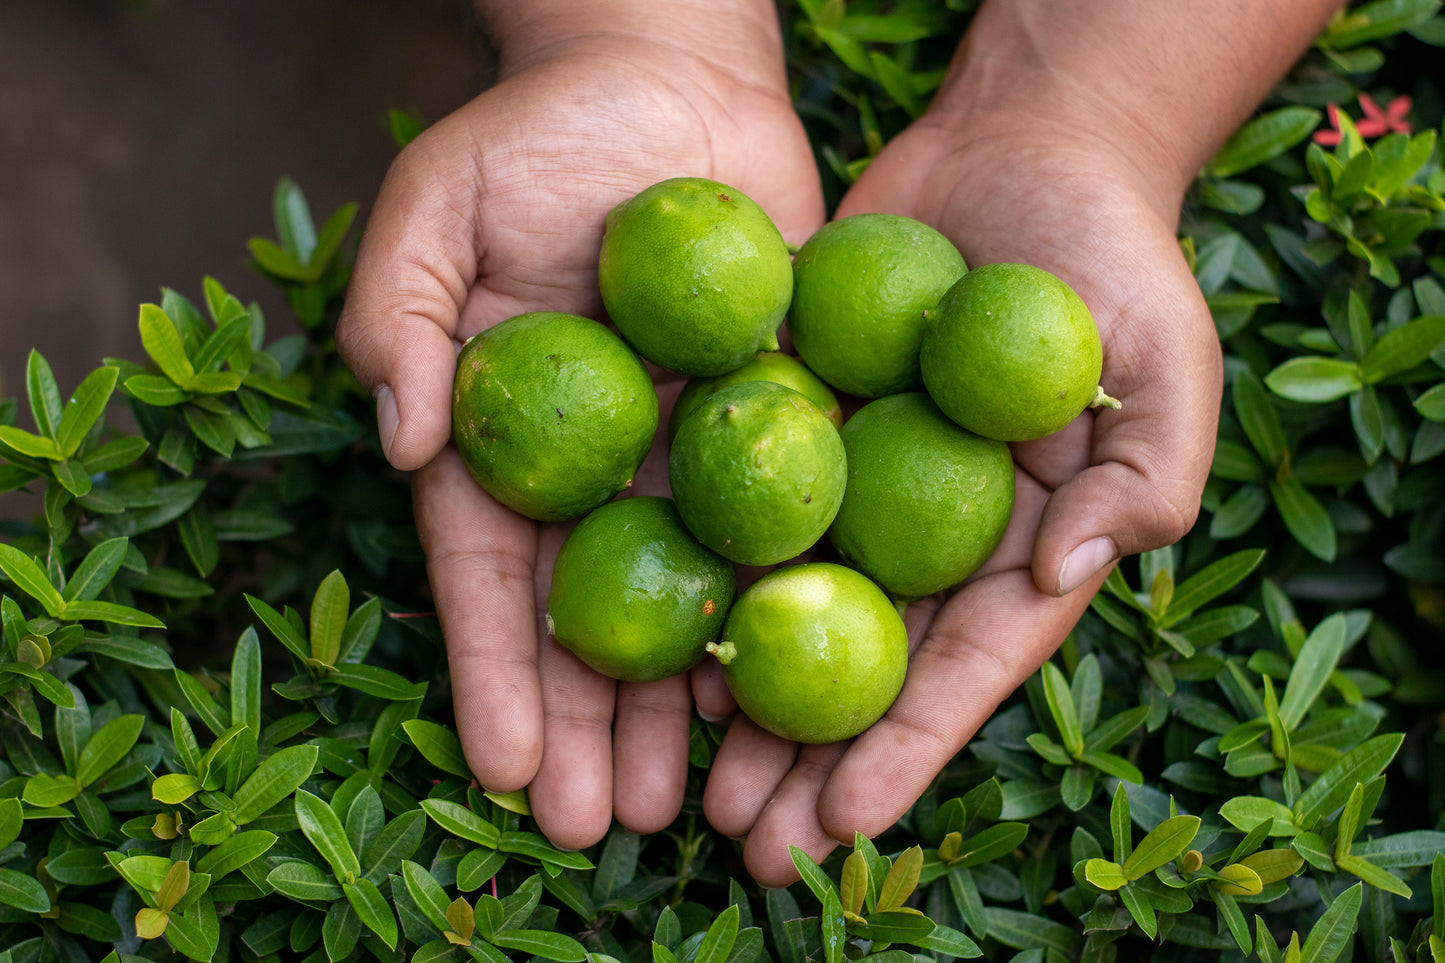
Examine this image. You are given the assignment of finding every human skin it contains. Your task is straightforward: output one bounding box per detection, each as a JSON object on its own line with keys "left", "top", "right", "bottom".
{"left": 336, "top": 0, "right": 1342, "bottom": 886}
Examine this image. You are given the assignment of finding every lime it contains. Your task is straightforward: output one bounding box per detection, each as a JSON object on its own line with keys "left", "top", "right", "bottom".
{"left": 709, "top": 562, "right": 907, "bottom": 743}
{"left": 598, "top": 177, "right": 792, "bottom": 376}
{"left": 547, "top": 496, "right": 735, "bottom": 683}
{"left": 828, "top": 392, "right": 1015, "bottom": 598}
{"left": 452, "top": 312, "right": 658, "bottom": 522}
{"left": 669, "top": 380, "right": 846, "bottom": 566}
{"left": 667, "top": 351, "right": 843, "bottom": 445}
{"left": 789, "top": 213, "right": 966, "bottom": 398}
{"left": 920, "top": 262, "right": 1116, "bottom": 441}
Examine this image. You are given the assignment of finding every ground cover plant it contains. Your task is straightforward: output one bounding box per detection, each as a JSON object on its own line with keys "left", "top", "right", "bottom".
{"left": 3, "top": 1, "right": 1445, "bottom": 959}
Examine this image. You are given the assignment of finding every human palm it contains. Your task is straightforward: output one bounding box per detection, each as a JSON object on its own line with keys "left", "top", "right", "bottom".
{"left": 336, "top": 43, "right": 824, "bottom": 850}
{"left": 698, "top": 120, "right": 1223, "bottom": 885}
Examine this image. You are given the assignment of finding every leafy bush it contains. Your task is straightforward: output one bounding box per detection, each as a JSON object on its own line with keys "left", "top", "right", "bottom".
{"left": 2, "top": 2, "right": 1445, "bottom": 961}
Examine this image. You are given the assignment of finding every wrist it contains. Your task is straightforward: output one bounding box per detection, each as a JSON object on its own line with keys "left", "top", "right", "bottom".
{"left": 477, "top": 0, "right": 788, "bottom": 91}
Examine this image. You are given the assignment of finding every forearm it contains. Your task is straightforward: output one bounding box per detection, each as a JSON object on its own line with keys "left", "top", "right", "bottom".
{"left": 475, "top": 0, "right": 788, "bottom": 88}
{"left": 932, "top": 0, "right": 1343, "bottom": 204}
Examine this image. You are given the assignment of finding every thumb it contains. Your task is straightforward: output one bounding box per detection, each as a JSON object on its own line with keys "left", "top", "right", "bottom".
{"left": 336, "top": 137, "right": 479, "bottom": 472}
{"left": 1031, "top": 259, "right": 1223, "bottom": 597}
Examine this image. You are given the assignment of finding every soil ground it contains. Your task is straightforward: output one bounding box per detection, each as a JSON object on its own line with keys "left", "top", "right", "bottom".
{"left": 0, "top": 0, "right": 483, "bottom": 407}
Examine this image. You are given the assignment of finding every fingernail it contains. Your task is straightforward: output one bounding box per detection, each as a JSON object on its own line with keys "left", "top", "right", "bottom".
{"left": 1057, "top": 536, "right": 1116, "bottom": 596}
{"left": 375, "top": 385, "right": 398, "bottom": 462}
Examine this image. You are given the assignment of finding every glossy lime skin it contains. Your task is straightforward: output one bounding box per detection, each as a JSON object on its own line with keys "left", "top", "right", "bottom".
{"left": 790, "top": 213, "right": 966, "bottom": 398}
{"left": 921, "top": 262, "right": 1102, "bottom": 441}
{"left": 667, "top": 351, "right": 843, "bottom": 445}
{"left": 828, "top": 393, "right": 1015, "bottom": 599}
{"left": 669, "top": 380, "right": 846, "bottom": 566}
{"left": 598, "top": 177, "right": 792, "bottom": 376}
{"left": 717, "top": 562, "right": 907, "bottom": 744}
{"left": 547, "top": 497, "right": 735, "bottom": 682}
{"left": 451, "top": 312, "right": 658, "bottom": 522}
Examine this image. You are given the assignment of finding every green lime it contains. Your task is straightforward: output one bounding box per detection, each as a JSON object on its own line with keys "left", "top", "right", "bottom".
{"left": 669, "top": 380, "right": 846, "bottom": 566}
{"left": 667, "top": 351, "right": 843, "bottom": 445}
{"left": 709, "top": 562, "right": 907, "bottom": 743}
{"left": 828, "top": 392, "right": 1015, "bottom": 599}
{"left": 920, "top": 262, "right": 1116, "bottom": 441}
{"left": 452, "top": 311, "right": 658, "bottom": 522}
{"left": 789, "top": 213, "right": 967, "bottom": 398}
{"left": 547, "top": 496, "right": 735, "bottom": 683}
{"left": 598, "top": 177, "right": 792, "bottom": 376}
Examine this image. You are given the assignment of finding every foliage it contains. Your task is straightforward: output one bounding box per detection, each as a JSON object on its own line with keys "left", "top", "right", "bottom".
{"left": 2, "top": 1, "right": 1445, "bottom": 960}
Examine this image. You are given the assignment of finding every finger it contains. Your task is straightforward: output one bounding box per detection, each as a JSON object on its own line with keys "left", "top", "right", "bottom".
{"left": 817, "top": 565, "right": 1104, "bottom": 845}
{"left": 336, "top": 125, "right": 481, "bottom": 471}
{"left": 414, "top": 448, "right": 544, "bottom": 792}
{"left": 612, "top": 674, "right": 693, "bottom": 835}
{"left": 529, "top": 637, "right": 618, "bottom": 851}
{"left": 1034, "top": 244, "right": 1223, "bottom": 597}
{"left": 740, "top": 742, "right": 849, "bottom": 887}
{"left": 703, "top": 716, "right": 798, "bottom": 839}
{"left": 691, "top": 657, "right": 736, "bottom": 722}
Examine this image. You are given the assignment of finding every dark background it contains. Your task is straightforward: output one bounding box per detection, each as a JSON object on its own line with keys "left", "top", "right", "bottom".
{"left": 1, "top": 0, "right": 485, "bottom": 406}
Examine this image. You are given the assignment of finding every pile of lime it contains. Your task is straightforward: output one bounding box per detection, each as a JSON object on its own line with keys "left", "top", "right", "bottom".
{"left": 450, "top": 176, "right": 1117, "bottom": 744}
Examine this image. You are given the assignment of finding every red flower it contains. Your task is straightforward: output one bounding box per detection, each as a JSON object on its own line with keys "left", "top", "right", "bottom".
{"left": 1314, "top": 93, "right": 1413, "bottom": 146}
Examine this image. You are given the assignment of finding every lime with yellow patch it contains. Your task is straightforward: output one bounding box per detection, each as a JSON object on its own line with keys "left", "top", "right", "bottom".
{"left": 598, "top": 176, "right": 792, "bottom": 376}
{"left": 547, "top": 496, "right": 735, "bottom": 683}
{"left": 668, "top": 351, "right": 842, "bottom": 445}
{"left": 920, "top": 262, "right": 1118, "bottom": 442}
{"left": 828, "top": 392, "right": 1015, "bottom": 599}
{"left": 708, "top": 562, "right": 907, "bottom": 744}
{"left": 789, "top": 213, "right": 967, "bottom": 398}
{"left": 669, "top": 380, "right": 846, "bottom": 566}
{"left": 452, "top": 311, "right": 658, "bottom": 522}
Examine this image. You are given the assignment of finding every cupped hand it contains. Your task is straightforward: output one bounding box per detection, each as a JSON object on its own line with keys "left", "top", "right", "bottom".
{"left": 697, "top": 116, "right": 1222, "bottom": 885}
{"left": 336, "top": 33, "right": 824, "bottom": 851}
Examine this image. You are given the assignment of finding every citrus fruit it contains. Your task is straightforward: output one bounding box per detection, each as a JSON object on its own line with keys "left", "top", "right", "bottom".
{"left": 828, "top": 392, "right": 1015, "bottom": 599}
{"left": 789, "top": 213, "right": 967, "bottom": 398}
{"left": 667, "top": 351, "right": 843, "bottom": 445}
{"left": 597, "top": 176, "right": 792, "bottom": 376}
{"left": 708, "top": 562, "right": 907, "bottom": 743}
{"left": 547, "top": 496, "right": 735, "bottom": 683}
{"left": 920, "top": 262, "right": 1117, "bottom": 442}
{"left": 452, "top": 311, "right": 658, "bottom": 522}
{"left": 669, "top": 380, "right": 846, "bottom": 566}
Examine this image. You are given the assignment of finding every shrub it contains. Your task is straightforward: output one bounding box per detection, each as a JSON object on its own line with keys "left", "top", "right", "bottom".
{"left": 2, "top": 2, "right": 1444, "bottom": 960}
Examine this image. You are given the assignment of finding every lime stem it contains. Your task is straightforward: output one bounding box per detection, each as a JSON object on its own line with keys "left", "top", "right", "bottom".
{"left": 1089, "top": 385, "right": 1122, "bottom": 410}
{"left": 705, "top": 641, "right": 737, "bottom": 665}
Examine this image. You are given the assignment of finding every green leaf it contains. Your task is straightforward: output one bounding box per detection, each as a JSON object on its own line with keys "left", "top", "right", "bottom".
{"left": 59, "top": 599, "right": 165, "bottom": 628}
{"left": 1270, "top": 477, "right": 1337, "bottom": 562}
{"left": 307, "top": 202, "right": 359, "bottom": 277}
{"left": 138, "top": 303, "right": 197, "bottom": 386}
{"left": 1083, "top": 858, "right": 1127, "bottom": 891}
{"left": 0, "top": 425, "right": 62, "bottom": 460}
{"left": 76, "top": 713, "right": 144, "bottom": 787}
{"left": 1351, "top": 831, "right": 1445, "bottom": 867}
{"left": 123, "top": 373, "right": 190, "bottom": 406}
{"left": 152, "top": 772, "right": 201, "bottom": 804}
{"left": 852, "top": 911, "right": 935, "bottom": 943}
{"left": 1265, "top": 357, "right": 1363, "bottom": 403}
{"left": 0, "top": 543, "right": 64, "bottom": 616}
{"left": 267, "top": 860, "right": 343, "bottom": 901}
{"left": 22, "top": 772, "right": 81, "bottom": 807}
{"left": 877, "top": 845, "right": 923, "bottom": 912}
{"left": 295, "top": 789, "right": 362, "bottom": 883}
{"left": 1110, "top": 782, "right": 1132, "bottom": 864}
{"left": 195, "top": 830, "right": 277, "bottom": 882}
{"left": 1159, "top": 549, "right": 1265, "bottom": 627}
{"left": 1300, "top": 882, "right": 1362, "bottom": 962}
{"left": 402, "top": 719, "right": 474, "bottom": 780}
{"left": 1041, "top": 662, "right": 1083, "bottom": 756}
{"left": 309, "top": 570, "right": 348, "bottom": 667}
{"left": 232, "top": 743, "right": 319, "bottom": 824}
{"left": 1123, "top": 816, "right": 1201, "bottom": 880}
{"left": 1360, "top": 315, "right": 1445, "bottom": 382}
{"left": 247, "top": 237, "right": 307, "bottom": 280}
{"left": 421, "top": 799, "right": 501, "bottom": 848}
{"left": 981, "top": 907, "right": 1081, "bottom": 954}
{"left": 1336, "top": 854, "right": 1412, "bottom": 898}
{"left": 345, "top": 878, "right": 398, "bottom": 949}
{"left": 1414, "top": 383, "right": 1445, "bottom": 421}
{"left": 1207, "top": 107, "right": 1322, "bottom": 177}
{"left": 953, "top": 822, "right": 1029, "bottom": 868}
{"left": 1277, "top": 613, "right": 1349, "bottom": 731}
{"left": 1234, "top": 370, "right": 1287, "bottom": 468}
{"left": 1118, "top": 884, "right": 1157, "bottom": 939}
{"left": 788, "top": 846, "right": 837, "bottom": 908}
{"left": 61, "top": 537, "right": 128, "bottom": 603}
{"left": 329, "top": 663, "right": 428, "bottom": 700}
{"left": 1319, "top": 0, "right": 1442, "bottom": 48}
{"left": 493, "top": 929, "right": 589, "bottom": 962}
{"left": 915, "top": 923, "right": 981, "bottom": 958}
{"left": 1293, "top": 734, "right": 1404, "bottom": 829}
{"left": 0, "top": 867, "right": 52, "bottom": 914}
{"left": 25, "top": 349, "right": 63, "bottom": 440}
{"left": 55, "top": 366, "right": 118, "bottom": 458}
{"left": 0, "top": 797, "right": 23, "bottom": 851}
{"left": 694, "top": 904, "right": 741, "bottom": 963}
{"left": 245, "top": 594, "right": 310, "bottom": 662}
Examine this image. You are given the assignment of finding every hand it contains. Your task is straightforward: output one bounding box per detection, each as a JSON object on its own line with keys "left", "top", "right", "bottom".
{"left": 336, "top": 10, "right": 824, "bottom": 851}
{"left": 696, "top": 116, "right": 1223, "bottom": 885}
